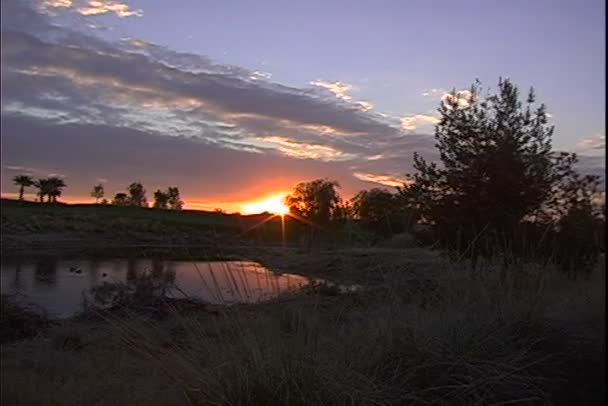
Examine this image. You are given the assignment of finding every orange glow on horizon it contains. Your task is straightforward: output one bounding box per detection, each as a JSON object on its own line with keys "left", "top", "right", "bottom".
{"left": 240, "top": 192, "right": 290, "bottom": 215}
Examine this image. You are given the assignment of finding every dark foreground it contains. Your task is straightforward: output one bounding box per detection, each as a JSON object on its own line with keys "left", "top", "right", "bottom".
{"left": 1, "top": 200, "right": 605, "bottom": 405}
{"left": 1, "top": 251, "right": 605, "bottom": 406}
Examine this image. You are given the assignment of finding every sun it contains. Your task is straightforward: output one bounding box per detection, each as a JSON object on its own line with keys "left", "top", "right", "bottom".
{"left": 241, "top": 193, "right": 290, "bottom": 215}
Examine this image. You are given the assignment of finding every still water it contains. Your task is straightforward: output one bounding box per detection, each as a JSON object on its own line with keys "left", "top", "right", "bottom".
{"left": 0, "top": 258, "right": 311, "bottom": 318}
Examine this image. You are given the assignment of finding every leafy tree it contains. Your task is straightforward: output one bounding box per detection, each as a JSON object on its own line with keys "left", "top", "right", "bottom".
{"left": 351, "top": 188, "right": 417, "bottom": 238}
{"left": 285, "top": 178, "right": 342, "bottom": 226}
{"left": 285, "top": 179, "right": 342, "bottom": 251}
{"left": 167, "top": 187, "right": 183, "bottom": 210}
{"left": 153, "top": 189, "right": 169, "bottom": 209}
{"left": 91, "top": 183, "right": 105, "bottom": 204}
{"left": 112, "top": 193, "right": 129, "bottom": 206}
{"left": 399, "top": 78, "right": 600, "bottom": 267}
{"left": 127, "top": 182, "right": 148, "bottom": 207}
{"left": 13, "top": 175, "right": 34, "bottom": 200}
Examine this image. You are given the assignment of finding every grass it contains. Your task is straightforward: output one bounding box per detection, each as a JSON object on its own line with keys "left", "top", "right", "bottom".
{"left": 1, "top": 252, "right": 604, "bottom": 405}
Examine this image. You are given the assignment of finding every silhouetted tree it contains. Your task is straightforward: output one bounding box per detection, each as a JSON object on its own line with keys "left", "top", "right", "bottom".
{"left": 34, "top": 177, "right": 66, "bottom": 203}
{"left": 46, "top": 177, "right": 66, "bottom": 203}
{"left": 285, "top": 178, "right": 342, "bottom": 226}
{"left": 13, "top": 175, "right": 34, "bottom": 200}
{"left": 153, "top": 189, "right": 169, "bottom": 209}
{"left": 352, "top": 188, "right": 417, "bottom": 238}
{"left": 399, "top": 78, "right": 600, "bottom": 267}
{"left": 167, "top": 187, "right": 183, "bottom": 210}
{"left": 127, "top": 182, "right": 148, "bottom": 207}
{"left": 91, "top": 183, "right": 104, "bottom": 204}
{"left": 285, "top": 179, "right": 342, "bottom": 251}
{"left": 34, "top": 178, "right": 50, "bottom": 202}
{"left": 112, "top": 193, "right": 129, "bottom": 206}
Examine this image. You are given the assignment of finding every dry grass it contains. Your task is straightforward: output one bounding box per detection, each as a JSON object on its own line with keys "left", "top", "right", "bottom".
{"left": 1, "top": 255, "right": 605, "bottom": 405}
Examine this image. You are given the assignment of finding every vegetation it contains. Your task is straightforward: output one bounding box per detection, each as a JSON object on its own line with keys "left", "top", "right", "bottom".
{"left": 153, "top": 187, "right": 183, "bottom": 210}
{"left": 399, "top": 78, "right": 603, "bottom": 271}
{"left": 1, "top": 77, "right": 604, "bottom": 405}
{"left": 90, "top": 183, "right": 104, "bottom": 203}
{"left": 12, "top": 175, "right": 34, "bottom": 200}
{"left": 127, "top": 182, "right": 148, "bottom": 208}
{"left": 351, "top": 188, "right": 417, "bottom": 238}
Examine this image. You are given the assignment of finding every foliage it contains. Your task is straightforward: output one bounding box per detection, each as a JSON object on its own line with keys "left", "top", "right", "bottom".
{"left": 34, "top": 177, "right": 66, "bottom": 203}
{"left": 112, "top": 192, "right": 129, "bottom": 206}
{"left": 127, "top": 182, "right": 148, "bottom": 208}
{"left": 399, "top": 78, "right": 602, "bottom": 269}
{"left": 90, "top": 183, "right": 104, "bottom": 204}
{"left": 12, "top": 175, "right": 34, "bottom": 201}
{"left": 153, "top": 189, "right": 169, "bottom": 209}
{"left": 153, "top": 187, "right": 183, "bottom": 210}
{"left": 167, "top": 187, "right": 183, "bottom": 210}
{"left": 284, "top": 178, "right": 342, "bottom": 226}
{"left": 351, "top": 188, "right": 417, "bottom": 238}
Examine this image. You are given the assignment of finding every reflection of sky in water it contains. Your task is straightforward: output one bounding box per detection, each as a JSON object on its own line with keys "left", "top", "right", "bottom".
{"left": 0, "top": 259, "right": 310, "bottom": 318}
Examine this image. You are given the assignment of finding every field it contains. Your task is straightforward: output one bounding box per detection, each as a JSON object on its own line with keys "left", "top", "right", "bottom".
{"left": 1, "top": 199, "right": 605, "bottom": 405}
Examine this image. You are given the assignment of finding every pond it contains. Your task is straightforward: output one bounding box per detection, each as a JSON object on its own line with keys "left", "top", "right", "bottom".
{"left": 0, "top": 258, "right": 311, "bottom": 318}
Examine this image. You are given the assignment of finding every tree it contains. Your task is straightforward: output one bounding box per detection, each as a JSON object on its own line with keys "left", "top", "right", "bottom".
{"left": 34, "top": 177, "right": 66, "bottom": 203}
{"left": 153, "top": 189, "right": 169, "bottom": 209}
{"left": 46, "top": 177, "right": 66, "bottom": 203}
{"left": 13, "top": 175, "right": 34, "bottom": 200}
{"left": 285, "top": 179, "right": 342, "bottom": 251}
{"left": 34, "top": 178, "right": 50, "bottom": 202}
{"left": 91, "top": 183, "right": 104, "bottom": 204}
{"left": 399, "top": 78, "right": 600, "bottom": 266}
{"left": 285, "top": 178, "right": 342, "bottom": 226}
{"left": 112, "top": 193, "right": 128, "bottom": 206}
{"left": 351, "top": 188, "right": 416, "bottom": 238}
{"left": 167, "top": 187, "right": 183, "bottom": 210}
{"left": 127, "top": 182, "right": 148, "bottom": 207}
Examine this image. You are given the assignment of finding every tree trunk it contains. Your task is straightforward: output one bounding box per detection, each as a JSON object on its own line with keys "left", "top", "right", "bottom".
{"left": 18, "top": 186, "right": 24, "bottom": 200}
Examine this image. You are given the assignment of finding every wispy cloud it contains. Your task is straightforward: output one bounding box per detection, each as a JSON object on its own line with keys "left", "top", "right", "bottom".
{"left": 310, "top": 80, "right": 353, "bottom": 100}
{"left": 353, "top": 172, "right": 410, "bottom": 188}
{"left": 78, "top": 1, "right": 142, "bottom": 17}
{"left": 400, "top": 114, "right": 440, "bottom": 131}
{"left": 421, "top": 88, "right": 445, "bottom": 97}
{"left": 575, "top": 131, "right": 606, "bottom": 156}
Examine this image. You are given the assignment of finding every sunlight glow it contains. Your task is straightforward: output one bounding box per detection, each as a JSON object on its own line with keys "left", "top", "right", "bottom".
{"left": 240, "top": 193, "right": 290, "bottom": 215}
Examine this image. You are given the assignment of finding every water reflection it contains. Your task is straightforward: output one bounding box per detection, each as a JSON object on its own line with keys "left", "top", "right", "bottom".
{"left": 34, "top": 259, "right": 58, "bottom": 287}
{"left": 1, "top": 258, "right": 310, "bottom": 318}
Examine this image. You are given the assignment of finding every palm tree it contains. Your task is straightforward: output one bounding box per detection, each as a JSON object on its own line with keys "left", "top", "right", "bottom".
{"left": 35, "top": 177, "right": 66, "bottom": 203}
{"left": 34, "top": 178, "right": 51, "bottom": 202}
{"left": 12, "top": 175, "right": 34, "bottom": 200}
{"left": 47, "top": 177, "right": 66, "bottom": 203}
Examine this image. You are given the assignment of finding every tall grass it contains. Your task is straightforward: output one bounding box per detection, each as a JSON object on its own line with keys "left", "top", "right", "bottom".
{"left": 95, "top": 257, "right": 605, "bottom": 405}
{"left": 1, "top": 246, "right": 604, "bottom": 405}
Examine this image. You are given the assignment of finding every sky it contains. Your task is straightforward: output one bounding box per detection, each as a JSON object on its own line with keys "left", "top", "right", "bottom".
{"left": 1, "top": 0, "right": 605, "bottom": 213}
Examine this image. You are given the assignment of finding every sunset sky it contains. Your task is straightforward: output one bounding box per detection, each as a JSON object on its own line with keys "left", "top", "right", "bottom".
{"left": 1, "top": 0, "right": 605, "bottom": 213}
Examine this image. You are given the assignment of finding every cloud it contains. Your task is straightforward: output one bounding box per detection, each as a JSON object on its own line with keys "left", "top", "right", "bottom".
{"left": 400, "top": 114, "right": 440, "bottom": 131}
{"left": 261, "top": 136, "right": 350, "bottom": 160}
{"left": 353, "top": 173, "right": 410, "bottom": 188}
{"left": 78, "top": 1, "right": 142, "bottom": 17}
{"left": 441, "top": 90, "right": 473, "bottom": 108}
{"left": 575, "top": 132, "right": 605, "bottom": 156}
{"left": 310, "top": 80, "right": 353, "bottom": 100}
{"left": 421, "top": 88, "right": 445, "bottom": 97}
{"left": 10, "top": 1, "right": 599, "bottom": 206}
{"left": 354, "top": 101, "right": 373, "bottom": 111}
